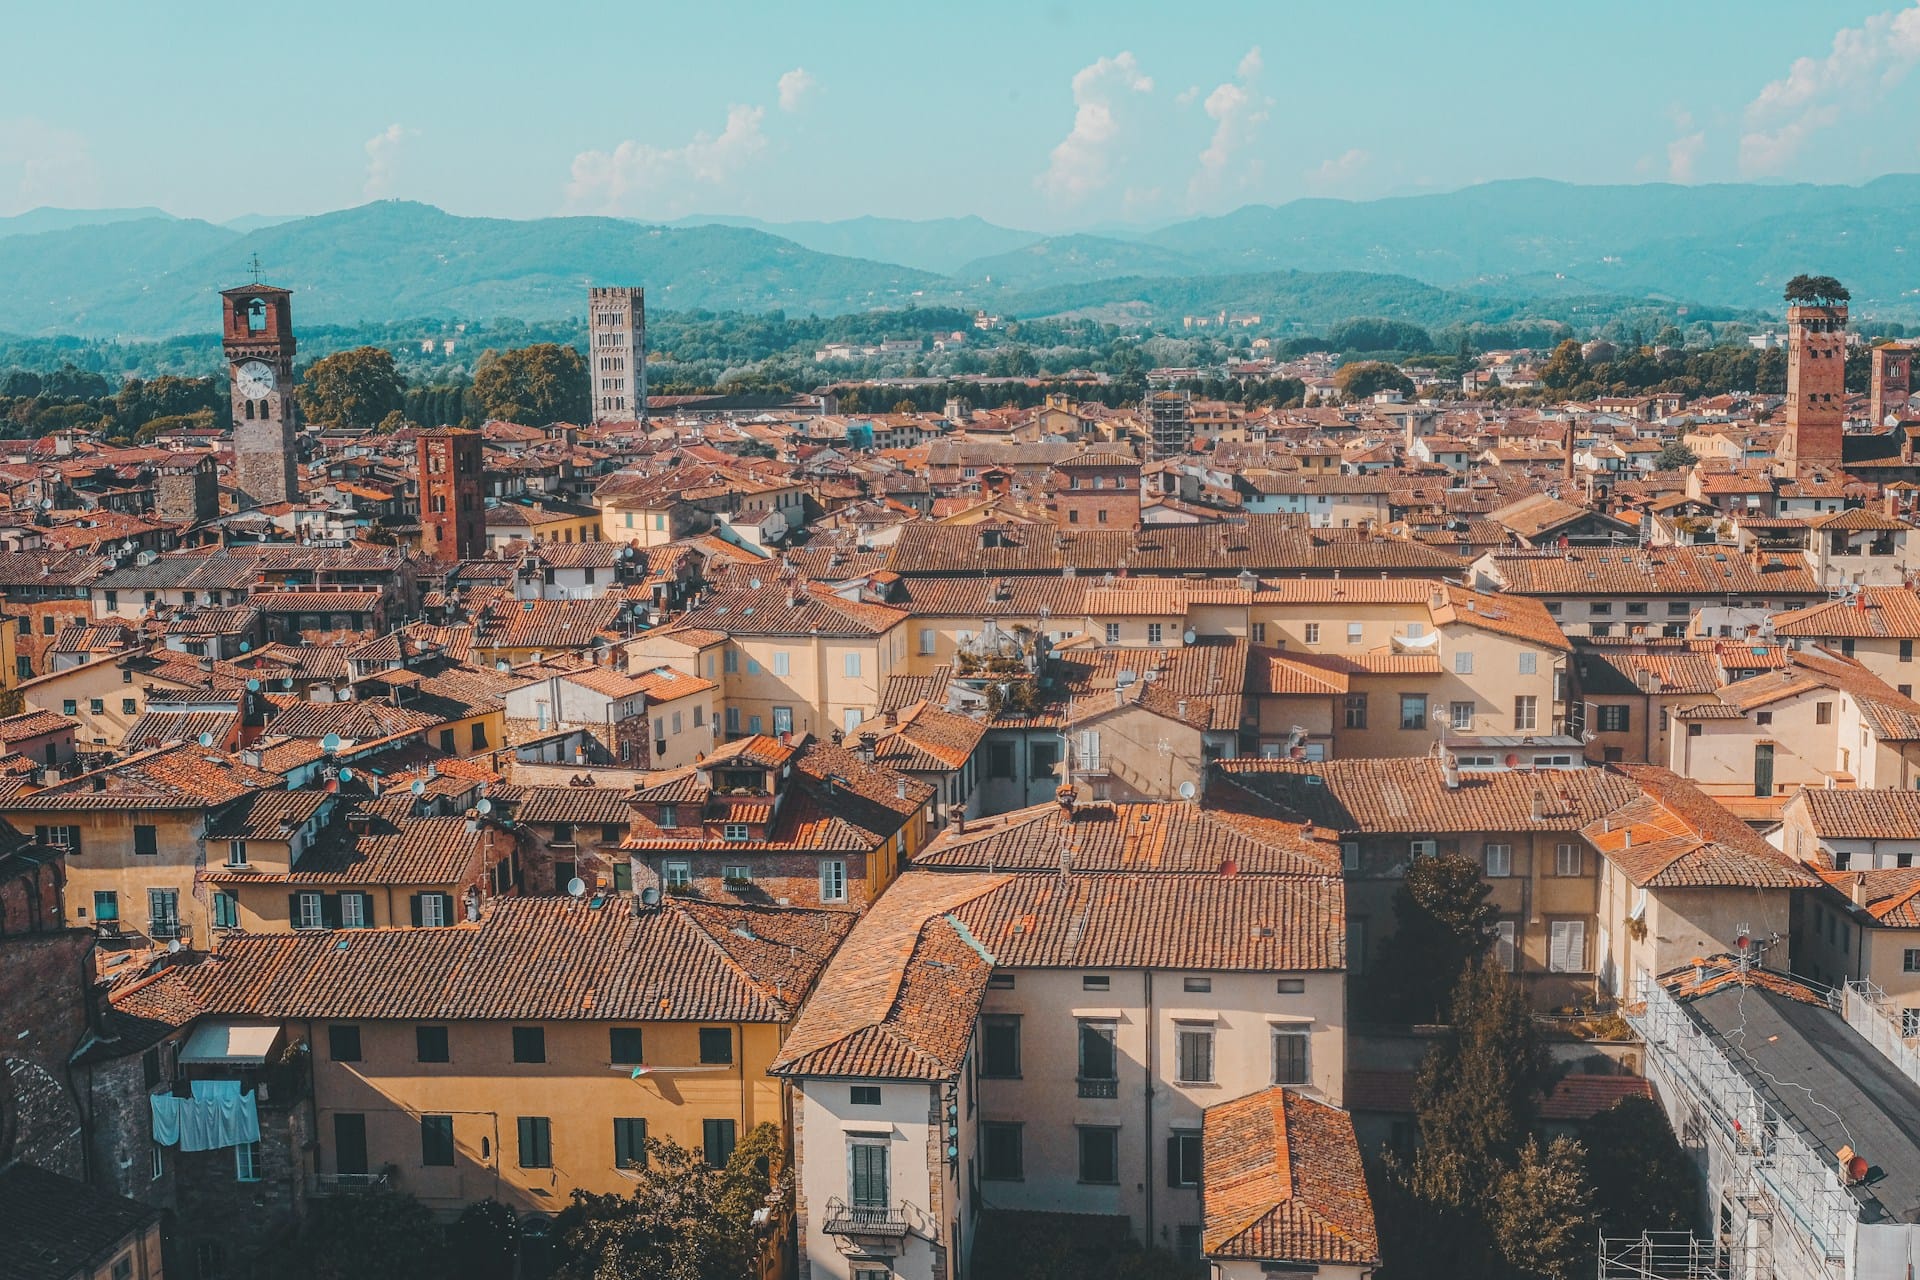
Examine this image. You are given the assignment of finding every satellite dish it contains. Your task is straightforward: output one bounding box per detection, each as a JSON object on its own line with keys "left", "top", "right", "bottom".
{"left": 197, "top": 732, "right": 214, "bottom": 748}
{"left": 496, "top": 661, "right": 509, "bottom": 671}
{"left": 1178, "top": 781, "right": 1197, "bottom": 800}
{"left": 239, "top": 640, "right": 250, "bottom": 653}
{"left": 640, "top": 886, "right": 661, "bottom": 907}
{"left": 246, "top": 678, "right": 261, "bottom": 692}
{"left": 337, "top": 767, "right": 354, "bottom": 783}
{"left": 475, "top": 797, "right": 493, "bottom": 815}
{"left": 282, "top": 676, "right": 294, "bottom": 690}
{"left": 322, "top": 733, "right": 343, "bottom": 753}
{"left": 566, "top": 877, "right": 587, "bottom": 898}
{"left": 167, "top": 939, "right": 182, "bottom": 954}
{"left": 39, "top": 498, "right": 52, "bottom": 511}
{"left": 1182, "top": 628, "right": 1197, "bottom": 645}
{"left": 338, "top": 686, "right": 354, "bottom": 701}
{"left": 410, "top": 779, "right": 427, "bottom": 796}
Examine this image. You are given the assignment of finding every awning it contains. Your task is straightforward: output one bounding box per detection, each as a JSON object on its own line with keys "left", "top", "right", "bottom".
{"left": 179, "top": 1020, "right": 281, "bottom": 1066}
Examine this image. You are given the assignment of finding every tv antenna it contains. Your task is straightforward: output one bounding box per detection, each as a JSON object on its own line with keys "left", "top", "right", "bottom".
{"left": 246, "top": 253, "right": 265, "bottom": 284}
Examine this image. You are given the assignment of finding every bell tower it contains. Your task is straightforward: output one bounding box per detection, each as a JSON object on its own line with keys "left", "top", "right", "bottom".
{"left": 1780, "top": 301, "right": 1847, "bottom": 478}
{"left": 221, "top": 271, "right": 298, "bottom": 509}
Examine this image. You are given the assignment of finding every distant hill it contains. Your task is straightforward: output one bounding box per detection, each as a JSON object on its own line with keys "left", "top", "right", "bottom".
{"left": 669, "top": 213, "right": 1040, "bottom": 275}
{"left": 0, "top": 201, "right": 945, "bottom": 338}
{"left": 0, "top": 206, "right": 177, "bottom": 239}
{"left": 956, "top": 234, "right": 1207, "bottom": 289}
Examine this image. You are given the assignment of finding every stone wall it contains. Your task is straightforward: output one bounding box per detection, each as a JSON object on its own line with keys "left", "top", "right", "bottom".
{"left": 0, "top": 929, "right": 93, "bottom": 1177}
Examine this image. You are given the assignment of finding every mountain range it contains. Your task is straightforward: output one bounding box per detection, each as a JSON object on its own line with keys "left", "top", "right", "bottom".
{"left": 2, "top": 176, "right": 1917, "bottom": 340}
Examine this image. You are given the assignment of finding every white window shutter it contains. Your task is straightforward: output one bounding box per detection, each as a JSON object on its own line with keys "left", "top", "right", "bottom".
{"left": 1549, "top": 921, "right": 1569, "bottom": 972}
{"left": 1495, "top": 921, "right": 1516, "bottom": 971}
{"left": 1567, "top": 919, "right": 1587, "bottom": 972}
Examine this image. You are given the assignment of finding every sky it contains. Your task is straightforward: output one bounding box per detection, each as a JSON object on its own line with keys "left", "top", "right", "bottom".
{"left": 4, "top": 1, "right": 1920, "bottom": 230}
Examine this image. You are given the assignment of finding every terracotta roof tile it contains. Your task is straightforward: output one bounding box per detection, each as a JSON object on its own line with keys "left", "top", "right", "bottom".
{"left": 1202, "top": 1087, "right": 1380, "bottom": 1266}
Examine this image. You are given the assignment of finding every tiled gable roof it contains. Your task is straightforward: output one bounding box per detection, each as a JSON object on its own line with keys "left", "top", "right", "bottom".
{"left": 1490, "top": 546, "right": 1819, "bottom": 597}
{"left": 1771, "top": 587, "right": 1920, "bottom": 639}
{"left": 1214, "top": 757, "right": 1640, "bottom": 834}
{"left": 1794, "top": 787, "right": 1920, "bottom": 841}
{"left": 1202, "top": 1087, "right": 1380, "bottom": 1266}
{"left": 162, "top": 896, "right": 850, "bottom": 1023}
{"left": 0, "top": 743, "right": 281, "bottom": 811}
{"left": 1583, "top": 765, "right": 1818, "bottom": 890}
{"left": 917, "top": 799, "right": 1339, "bottom": 877}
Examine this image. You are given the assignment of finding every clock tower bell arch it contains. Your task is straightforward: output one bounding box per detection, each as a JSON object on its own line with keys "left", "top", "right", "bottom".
{"left": 221, "top": 281, "right": 298, "bottom": 509}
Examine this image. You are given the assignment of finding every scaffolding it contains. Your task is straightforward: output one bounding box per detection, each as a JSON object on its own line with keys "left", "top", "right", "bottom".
{"left": 1597, "top": 1230, "right": 1748, "bottom": 1280}
{"left": 1626, "top": 972, "right": 1858, "bottom": 1280}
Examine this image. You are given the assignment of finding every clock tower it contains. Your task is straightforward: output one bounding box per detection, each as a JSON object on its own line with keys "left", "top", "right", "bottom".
{"left": 221, "top": 282, "right": 298, "bottom": 509}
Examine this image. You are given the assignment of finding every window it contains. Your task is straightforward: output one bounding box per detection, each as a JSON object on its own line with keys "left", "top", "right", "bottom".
{"left": 62, "top": 699, "right": 76, "bottom": 716}
{"left": 512, "top": 1026, "right": 546, "bottom": 1063}
{"left": 844, "top": 653, "right": 862, "bottom": 678}
{"left": 1518, "top": 651, "right": 1537, "bottom": 675}
{"left": 1251, "top": 622, "right": 1266, "bottom": 643}
{"left": 919, "top": 628, "right": 936, "bottom": 655}
{"left": 1454, "top": 651, "right": 1474, "bottom": 674}
{"left": 1400, "top": 694, "right": 1427, "bottom": 730}
{"left": 1104, "top": 623, "right": 1121, "bottom": 644}
{"left": 1305, "top": 623, "right": 1321, "bottom": 644}
{"left": 722, "top": 864, "right": 752, "bottom": 885}
{"left": 658, "top": 805, "right": 677, "bottom": 829}
{"left": 722, "top": 822, "right": 749, "bottom": 843}
{"left": 1450, "top": 701, "right": 1475, "bottom": 732}
{"left": 1495, "top": 920, "right": 1517, "bottom": 971}
{"left": 724, "top": 650, "right": 738, "bottom": 674}
{"left": 1176, "top": 1026, "right": 1214, "bottom": 1084}
{"left": 1905, "top": 949, "right": 1920, "bottom": 973}
{"left": 1514, "top": 696, "right": 1539, "bottom": 732}
{"left": 982, "top": 1016, "right": 1021, "bottom": 1077}
{"left": 703, "top": 1119, "right": 736, "bottom": 1167}
{"left": 213, "top": 891, "right": 238, "bottom": 929}
{"left": 90, "top": 699, "right": 103, "bottom": 715}
{"left": 1549, "top": 919, "right": 1588, "bottom": 973}
{"left": 225, "top": 839, "right": 247, "bottom": 867}
{"left": 820, "top": 859, "right": 848, "bottom": 903}
{"left": 340, "top": 893, "right": 368, "bottom": 929}
{"left": 1485, "top": 843, "right": 1512, "bottom": 877}
{"left": 93, "top": 890, "right": 118, "bottom": 922}
{"left": 1410, "top": 838, "right": 1437, "bottom": 859}
{"left": 772, "top": 651, "right": 790, "bottom": 677}
{"left": 1148, "top": 623, "right": 1164, "bottom": 645}
{"left": 1277, "top": 977, "right": 1306, "bottom": 994}
{"left": 1347, "top": 622, "right": 1364, "bottom": 644}
{"left": 1183, "top": 976, "right": 1212, "bottom": 993}
{"left": 235, "top": 1141, "right": 261, "bottom": 1182}
{"left": 1341, "top": 841, "right": 1360, "bottom": 872}
{"left": 1817, "top": 701, "right": 1833, "bottom": 725}
{"left": 413, "top": 892, "right": 451, "bottom": 926}
{"left": 606, "top": 1116, "right": 652, "bottom": 1176}
{"left": 1167, "top": 1130, "right": 1203, "bottom": 1188}
{"left": 610, "top": 1027, "right": 644, "bottom": 1065}
{"left": 981, "top": 1123, "right": 1023, "bottom": 1180}
{"left": 1083, "top": 974, "right": 1110, "bottom": 990}
{"left": 1589, "top": 602, "right": 1612, "bottom": 616}
{"left": 1271, "top": 1029, "right": 1310, "bottom": 1085}
{"left": 129, "top": 824, "right": 160, "bottom": 857}
{"left": 1597, "top": 704, "right": 1630, "bottom": 733}
{"left": 986, "top": 742, "right": 1014, "bottom": 778}
{"left": 849, "top": 1139, "right": 890, "bottom": 1208}
{"left": 850, "top": 1085, "right": 882, "bottom": 1106}
{"left": 422, "top": 1115, "right": 455, "bottom": 1167}
{"left": 517, "top": 1117, "right": 553, "bottom": 1169}
{"left": 294, "top": 892, "right": 323, "bottom": 930}
{"left": 122, "top": 697, "right": 137, "bottom": 715}
{"left": 1078, "top": 1020, "right": 1117, "bottom": 1094}
{"left": 1077, "top": 1127, "right": 1119, "bottom": 1183}
{"left": 328, "top": 1024, "right": 362, "bottom": 1062}
{"left": 1755, "top": 711, "right": 1772, "bottom": 727}
{"left": 1344, "top": 694, "right": 1368, "bottom": 729}
{"left": 1555, "top": 843, "right": 1583, "bottom": 877}
{"left": 700, "top": 1027, "right": 733, "bottom": 1065}
{"left": 417, "top": 1026, "right": 450, "bottom": 1063}
{"left": 665, "top": 859, "right": 693, "bottom": 886}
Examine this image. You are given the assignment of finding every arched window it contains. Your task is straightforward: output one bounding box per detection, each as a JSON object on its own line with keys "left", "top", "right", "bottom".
{"left": 247, "top": 299, "right": 267, "bottom": 332}
{"left": 244, "top": 400, "right": 255, "bottom": 420}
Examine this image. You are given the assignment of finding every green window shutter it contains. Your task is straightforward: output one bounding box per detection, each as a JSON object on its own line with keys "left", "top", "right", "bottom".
{"left": 409, "top": 894, "right": 424, "bottom": 926}
{"left": 320, "top": 894, "right": 342, "bottom": 929}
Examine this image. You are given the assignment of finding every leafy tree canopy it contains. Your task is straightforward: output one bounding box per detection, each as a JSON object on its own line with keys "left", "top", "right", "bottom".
{"left": 1368, "top": 851, "right": 1498, "bottom": 1022}
{"left": 297, "top": 345, "right": 407, "bottom": 429}
{"left": 1783, "top": 274, "right": 1850, "bottom": 306}
{"left": 473, "top": 343, "right": 589, "bottom": 425}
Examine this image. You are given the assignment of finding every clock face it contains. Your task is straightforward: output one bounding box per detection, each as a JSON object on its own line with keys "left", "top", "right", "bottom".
{"left": 235, "top": 361, "right": 276, "bottom": 400}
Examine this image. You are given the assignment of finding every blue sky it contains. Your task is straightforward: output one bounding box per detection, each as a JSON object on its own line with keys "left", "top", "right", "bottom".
{"left": 4, "top": 1, "right": 1919, "bottom": 229}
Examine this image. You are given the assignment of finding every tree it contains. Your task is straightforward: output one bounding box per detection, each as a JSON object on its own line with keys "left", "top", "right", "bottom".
{"left": 1582, "top": 1096, "right": 1696, "bottom": 1237}
{"left": 284, "top": 1189, "right": 446, "bottom": 1280}
{"left": 298, "top": 346, "right": 406, "bottom": 429}
{"left": 1490, "top": 1138, "right": 1593, "bottom": 1280}
{"left": 1334, "top": 361, "right": 1414, "bottom": 401}
{"left": 1414, "top": 959, "right": 1553, "bottom": 1181}
{"left": 1368, "top": 852, "right": 1498, "bottom": 1023}
{"left": 550, "top": 1122, "right": 784, "bottom": 1280}
{"left": 1654, "top": 440, "right": 1698, "bottom": 471}
{"left": 1538, "top": 339, "right": 1586, "bottom": 392}
{"left": 1783, "top": 274, "right": 1850, "bottom": 306}
{"left": 448, "top": 1200, "right": 519, "bottom": 1280}
{"left": 473, "top": 343, "right": 589, "bottom": 424}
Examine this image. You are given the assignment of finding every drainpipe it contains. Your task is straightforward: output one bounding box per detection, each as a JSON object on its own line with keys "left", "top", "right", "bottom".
{"left": 1143, "top": 969, "right": 1155, "bottom": 1246}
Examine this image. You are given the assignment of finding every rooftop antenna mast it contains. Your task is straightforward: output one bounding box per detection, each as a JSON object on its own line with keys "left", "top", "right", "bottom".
{"left": 246, "top": 253, "right": 265, "bottom": 284}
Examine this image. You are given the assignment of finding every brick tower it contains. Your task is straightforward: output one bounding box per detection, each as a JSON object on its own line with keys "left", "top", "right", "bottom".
{"left": 222, "top": 283, "right": 299, "bottom": 508}
{"left": 587, "top": 286, "right": 647, "bottom": 423}
{"left": 1872, "top": 344, "right": 1914, "bottom": 427}
{"left": 417, "top": 429, "right": 485, "bottom": 561}
{"left": 1780, "top": 302, "right": 1848, "bottom": 477}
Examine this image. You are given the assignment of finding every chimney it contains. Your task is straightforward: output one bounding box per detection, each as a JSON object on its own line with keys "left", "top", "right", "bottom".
{"left": 1530, "top": 788, "right": 1547, "bottom": 821}
{"left": 1851, "top": 873, "right": 1871, "bottom": 909}
{"left": 1443, "top": 754, "right": 1462, "bottom": 790}
{"left": 241, "top": 748, "right": 262, "bottom": 769}
{"left": 347, "top": 811, "right": 372, "bottom": 835}
{"left": 1056, "top": 783, "right": 1077, "bottom": 820}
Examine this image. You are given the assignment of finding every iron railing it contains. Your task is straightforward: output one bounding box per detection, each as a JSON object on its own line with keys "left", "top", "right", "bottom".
{"left": 821, "top": 1198, "right": 908, "bottom": 1238}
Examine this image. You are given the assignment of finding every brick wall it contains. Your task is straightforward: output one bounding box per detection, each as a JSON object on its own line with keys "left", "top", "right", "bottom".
{"left": 0, "top": 929, "right": 94, "bottom": 1177}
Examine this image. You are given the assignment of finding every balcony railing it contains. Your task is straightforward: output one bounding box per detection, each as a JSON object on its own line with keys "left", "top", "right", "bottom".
{"left": 821, "top": 1198, "right": 908, "bottom": 1238}
{"left": 312, "top": 1171, "right": 391, "bottom": 1195}
{"left": 1076, "top": 1076, "right": 1119, "bottom": 1099}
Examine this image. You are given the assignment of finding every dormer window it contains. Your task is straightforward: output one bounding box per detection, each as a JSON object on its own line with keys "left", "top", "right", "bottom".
{"left": 723, "top": 823, "right": 750, "bottom": 842}
{"left": 658, "top": 805, "right": 677, "bottom": 829}
{"left": 247, "top": 298, "right": 267, "bottom": 332}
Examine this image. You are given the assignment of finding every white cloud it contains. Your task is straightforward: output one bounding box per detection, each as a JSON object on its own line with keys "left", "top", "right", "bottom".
{"left": 1036, "top": 51, "right": 1154, "bottom": 205}
{"left": 777, "top": 67, "right": 816, "bottom": 113}
{"left": 1189, "top": 46, "right": 1269, "bottom": 205}
{"left": 363, "top": 123, "right": 414, "bottom": 199}
{"left": 567, "top": 103, "right": 768, "bottom": 216}
{"left": 1666, "top": 130, "right": 1706, "bottom": 183}
{"left": 0, "top": 117, "right": 98, "bottom": 213}
{"left": 1175, "top": 85, "right": 1200, "bottom": 107}
{"left": 1740, "top": 2, "right": 1920, "bottom": 175}
{"left": 1304, "top": 148, "right": 1372, "bottom": 195}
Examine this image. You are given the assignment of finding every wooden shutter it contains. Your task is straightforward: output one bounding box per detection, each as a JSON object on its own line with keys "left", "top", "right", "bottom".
{"left": 357, "top": 892, "right": 376, "bottom": 927}
{"left": 409, "top": 893, "right": 424, "bottom": 927}
{"left": 289, "top": 893, "right": 303, "bottom": 926}
{"left": 1565, "top": 919, "right": 1586, "bottom": 972}
{"left": 320, "top": 894, "right": 342, "bottom": 929}
{"left": 1166, "top": 1135, "right": 1182, "bottom": 1187}
{"left": 1495, "top": 921, "right": 1516, "bottom": 972}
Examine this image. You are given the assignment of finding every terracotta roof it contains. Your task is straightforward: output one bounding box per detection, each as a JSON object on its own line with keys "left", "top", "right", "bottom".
{"left": 1214, "top": 757, "right": 1640, "bottom": 834}
{"left": 667, "top": 579, "right": 906, "bottom": 639}
{"left": 251, "top": 589, "right": 383, "bottom": 613}
{"left": 121, "top": 709, "right": 238, "bottom": 754}
{"left": 0, "top": 709, "right": 76, "bottom": 742}
{"left": 510, "top": 785, "right": 640, "bottom": 827}
{"left": 770, "top": 872, "right": 1003, "bottom": 1080}
{"left": 0, "top": 1162, "right": 162, "bottom": 1280}
{"left": 0, "top": 743, "right": 281, "bottom": 811}
{"left": 208, "top": 814, "right": 487, "bottom": 886}
{"left": 1582, "top": 765, "right": 1818, "bottom": 889}
{"left": 160, "top": 896, "right": 851, "bottom": 1023}
{"left": 1792, "top": 787, "right": 1920, "bottom": 842}
{"left": 202, "top": 789, "right": 332, "bottom": 840}
{"left": 1771, "top": 588, "right": 1920, "bottom": 640}
{"left": 1489, "top": 547, "right": 1819, "bottom": 597}
{"left": 917, "top": 799, "right": 1340, "bottom": 877}
{"left": 1202, "top": 1087, "right": 1380, "bottom": 1266}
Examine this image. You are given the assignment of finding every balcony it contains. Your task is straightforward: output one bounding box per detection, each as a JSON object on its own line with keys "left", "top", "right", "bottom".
{"left": 1076, "top": 1076, "right": 1119, "bottom": 1099}
{"left": 821, "top": 1198, "right": 908, "bottom": 1240}
{"left": 312, "top": 1171, "right": 392, "bottom": 1196}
